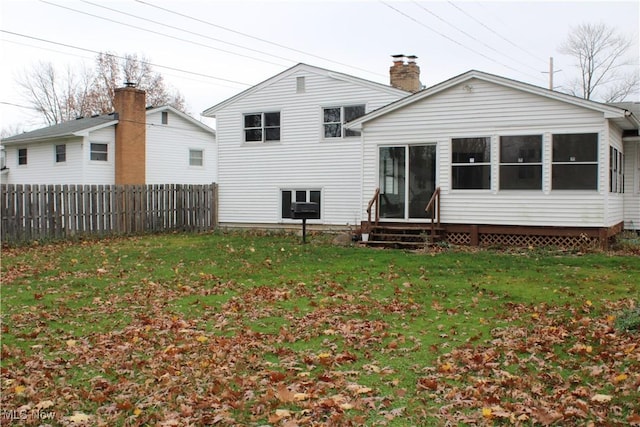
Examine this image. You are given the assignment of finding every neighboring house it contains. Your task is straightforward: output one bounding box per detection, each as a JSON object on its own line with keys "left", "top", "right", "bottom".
{"left": 1, "top": 85, "right": 216, "bottom": 185}
{"left": 346, "top": 69, "right": 640, "bottom": 241}
{"left": 201, "top": 61, "right": 413, "bottom": 227}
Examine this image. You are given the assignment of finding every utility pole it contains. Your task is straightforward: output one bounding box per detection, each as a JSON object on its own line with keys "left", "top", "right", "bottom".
{"left": 541, "top": 57, "right": 562, "bottom": 90}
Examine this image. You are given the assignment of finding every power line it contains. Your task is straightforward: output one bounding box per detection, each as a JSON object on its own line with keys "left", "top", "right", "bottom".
{"left": 39, "top": 0, "right": 288, "bottom": 68}
{"left": 446, "top": 1, "right": 548, "bottom": 64}
{"left": 134, "top": 0, "right": 388, "bottom": 79}
{"left": 1, "top": 30, "right": 252, "bottom": 87}
{"left": 380, "top": 1, "right": 530, "bottom": 78}
{"left": 1, "top": 38, "right": 243, "bottom": 92}
{"left": 79, "top": 0, "right": 298, "bottom": 67}
{"left": 411, "top": 1, "right": 543, "bottom": 76}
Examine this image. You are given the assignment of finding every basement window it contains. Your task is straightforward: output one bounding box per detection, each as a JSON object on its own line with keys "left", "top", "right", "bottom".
{"left": 90, "top": 143, "right": 108, "bottom": 161}
{"left": 281, "top": 189, "right": 321, "bottom": 219}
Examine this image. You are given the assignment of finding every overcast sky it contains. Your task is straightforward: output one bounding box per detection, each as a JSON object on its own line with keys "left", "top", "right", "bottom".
{"left": 1, "top": 0, "right": 638, "bottom": 134}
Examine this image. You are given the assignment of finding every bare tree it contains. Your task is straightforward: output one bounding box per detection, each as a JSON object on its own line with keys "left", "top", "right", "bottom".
{"left": 16, "top": 52, "right": 187, "bottom": 125}
{"left": 559, "top": 22, "right": 639, "bottom": 102}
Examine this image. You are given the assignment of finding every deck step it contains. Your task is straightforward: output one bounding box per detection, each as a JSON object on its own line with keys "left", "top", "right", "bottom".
{"left": 360, "top": 222, "right": 445, "bottom": 249}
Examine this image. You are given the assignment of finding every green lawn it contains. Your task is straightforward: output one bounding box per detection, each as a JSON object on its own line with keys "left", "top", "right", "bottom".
{"left": 1, "top": 231, "right": 639, "bottom": 426}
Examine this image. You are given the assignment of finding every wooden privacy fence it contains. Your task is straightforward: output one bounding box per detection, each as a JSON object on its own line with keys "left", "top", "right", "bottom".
{"left": 1, "top": 183, "right": 218, "bottom": 244}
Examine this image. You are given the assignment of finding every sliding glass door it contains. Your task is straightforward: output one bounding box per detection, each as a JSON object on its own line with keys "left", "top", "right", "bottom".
{"left": 379, "top": 145, "right": 436, "bottom": 220}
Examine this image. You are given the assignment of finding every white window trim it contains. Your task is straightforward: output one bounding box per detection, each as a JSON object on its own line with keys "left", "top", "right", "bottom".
{"left": 54, "top": 144, "right": 67, "bottom": 165}
{"left": 189, "top": 148, "right": 204, "bottom": 167}
{"left": 321, "top": 104, "right": 366, "bottom": 141}
{"left": 17, "top": 147, "right": 28, "bottom": 167}
{"left": 242, "top": 111, "right": 282, "bottom": 144}
{"left": 498, "top": 134, "right": 543, "bottom": 191}
{"left": 450, "top": 136, "right": 492, "bottom": 191}
{"left": 89, "top": 142, "right": 109, "bottom": 163}
{"left": 280, "top": 188, "right": 323, "bottom": 221}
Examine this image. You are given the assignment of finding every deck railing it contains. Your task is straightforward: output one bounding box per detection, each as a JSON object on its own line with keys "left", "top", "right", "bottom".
{"left": 365, "top": 187, "right": 380, "bottom": 232}
{"left": 425, "top": 187, "right": 441, "bottom": 237}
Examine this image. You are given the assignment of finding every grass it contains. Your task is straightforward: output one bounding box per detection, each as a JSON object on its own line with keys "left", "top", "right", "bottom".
{"left": 1, "top": 230, "right": 639, "bottom": 426}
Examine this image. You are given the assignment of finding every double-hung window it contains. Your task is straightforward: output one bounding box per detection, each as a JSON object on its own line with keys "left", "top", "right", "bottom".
{"left": 452, "top": 137, "right": 491, "bottom": 189}
{"left": 499, "top": 135, "right": 542, "bottom": 190}
{"left": 244, "top": 112, "right": 280, "bottom": 142}
{"left": 552, "top": 133, "right": 598, "bottom": 190}
{"left": 609, "top": 146, "right": 624, "bottom": 193}
{"left": 55, "top": 144, "right": 66, "bottom": 163}
{"left": 323, "top": 105, "right": 365, "bottom": 138}
{"left": 189, "top": 149, "right": 203, "bottom": 166}
{"left": 18, "top": 148, "right": 27, "bottom": 165}
{"left": 281, "top": 189, "right": 321, "bottom": 219}
{"left": 90, "top": 143, "right": 108, "bottom": 161}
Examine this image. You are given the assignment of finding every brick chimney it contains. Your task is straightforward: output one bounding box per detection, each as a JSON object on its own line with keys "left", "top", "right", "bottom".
{"left": 113, "top": 83, "right": 146, "bottom": 184}
{"left": 390, "top": 54, "right": 422, "bottom": 93}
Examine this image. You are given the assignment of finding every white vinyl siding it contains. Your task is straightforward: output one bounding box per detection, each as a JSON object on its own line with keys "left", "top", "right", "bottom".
{"left": 622, "top": 141, "right": 639, "bottom": 230}
{"left": 361, "top": 78, "right": 621, "bottom": 228}
{"left": 145, "top": 110, "right": 216, "bottom": 184}
{"left": 213, "top": 65, "right": 406, "bottom": 226}
{"left": 2, "top": 138, "right": 90, "bottom": 184}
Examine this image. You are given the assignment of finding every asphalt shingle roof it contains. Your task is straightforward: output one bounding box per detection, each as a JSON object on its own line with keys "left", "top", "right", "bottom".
{"left": 1, "top": 113, "right": 118, "bottom": 144}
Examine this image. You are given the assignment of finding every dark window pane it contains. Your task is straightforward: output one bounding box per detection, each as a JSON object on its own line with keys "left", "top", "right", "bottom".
{"left": 552, "top": 164, "right": 598, "bottom": 189}
{"left": 344, "top": 128, "right": 361, "bottom": 137}
{"left": 265, "top": 128, "right": 280, "bottom": 141}
{"left": 553, "top": 133, "right": 597, "bottom": 162}
{"left": 323, "top": 108, "right": 341, "bottom": 123}
{"left": 500, "top": 165, "right": 542, "bottom": 189}
{"left": 344, "top": 105, "right": 365, "bottom": 122}
{"left": 244, "top": 114, "right": 261, "bottom": 128}
{"left": 296, "top": 191, "right": 306, "bottom": 202}
{"left": 264, "top": 112, "right": 280, "bottom": 127}
{"left": 310, "top": 191, "right": 321, "bottom": 219}
{"left": 161, "top": 111, "right": 168, "bottom": 124}
{"left": 282, "top": 191, "right": 292, "bottom": 218}
{"left": 90, "top": 143, "right": 108, "bottom": 161}
{"left": 500, "top": 135, "right": 542, "bottom": 163}
{"left": 452, "top": 165, "right": 491, "bottom": 189}
{"left": 452, "top": 138, "right": 490, "bottom": 163}
{"left": 324, "top": 124, "right": 341, "bottom": 138}
{"left": 245, "top": 129, "right": 262, "bottom": 142}
{"left": 18, "top": 148, "right": 27, "bottom": 165}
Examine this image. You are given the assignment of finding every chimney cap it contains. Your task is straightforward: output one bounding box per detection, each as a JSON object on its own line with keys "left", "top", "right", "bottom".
{"left": 391, "top": 54, "right": 405, "bottom": 62}
{"left": 124, "top": 81, "right": 137, "bottom": 88}
{"left": 406, "top": 55, "right": 418, "bottom": 62}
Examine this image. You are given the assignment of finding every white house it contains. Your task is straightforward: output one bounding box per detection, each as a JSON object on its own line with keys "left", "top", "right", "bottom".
{"left": 201, "top": 62, "right": 412, "bottom": 228}
{"left": 346, "top": 69, "right": 640, "bottom": 245}
{"left": 1, "top": 86, "right": 216, "bottom": 185}
{"left": 204, "top": 59, "right": 639, "bottom": 247}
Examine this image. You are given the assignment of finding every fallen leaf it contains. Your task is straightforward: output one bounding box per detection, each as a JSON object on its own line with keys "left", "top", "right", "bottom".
{"left": 591, "top": 394, "right": 612, "bottom": 403}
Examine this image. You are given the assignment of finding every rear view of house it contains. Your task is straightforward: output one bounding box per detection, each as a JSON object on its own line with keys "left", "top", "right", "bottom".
{"left": 202, "top": 62, "right": 411, "bottom": 228}
{"left": 348, "top": 70, "right": 640, "bottom": 247}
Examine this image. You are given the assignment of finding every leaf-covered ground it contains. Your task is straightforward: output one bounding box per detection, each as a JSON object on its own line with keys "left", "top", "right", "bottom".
{"left": 1, "top": 232, "right": 639, "bottom": 426}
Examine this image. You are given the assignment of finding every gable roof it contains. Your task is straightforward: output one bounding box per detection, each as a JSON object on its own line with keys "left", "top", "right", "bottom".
{"left": 146, "top": 105, "right": 215, "bottom": 135}
{"left": 2, "top": 106, "right": 215, "bottom": 146}
{"left": 201, "top": 63, "right": 409, "bottom": 117}
{"left": 1, "top": 114, "right": 119, "bottom": 145}
{"left": 346, "top": 70, "right": 640, "bottom": 131}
